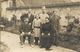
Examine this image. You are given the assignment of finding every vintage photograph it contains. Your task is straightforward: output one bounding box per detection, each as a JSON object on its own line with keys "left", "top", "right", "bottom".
{"left": 0, "top": 0, "right": 80, "bottom": 52}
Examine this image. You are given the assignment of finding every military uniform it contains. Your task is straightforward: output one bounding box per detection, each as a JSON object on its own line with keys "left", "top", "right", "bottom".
{"left": 19, "top": 22, "right": 32, "bottom": 45}
{"left": 19, "top": 14, "right": 33, "bottom": 45}
{"left": 20, "top": 14, "right": 28, "bottom": 22}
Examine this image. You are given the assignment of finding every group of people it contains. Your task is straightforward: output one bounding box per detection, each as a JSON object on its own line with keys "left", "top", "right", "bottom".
{"left": 19, "top": 7, "right": 80, "bottom": 50}
{"left": 19, "top": 8, "right": 59, "bottom": 50}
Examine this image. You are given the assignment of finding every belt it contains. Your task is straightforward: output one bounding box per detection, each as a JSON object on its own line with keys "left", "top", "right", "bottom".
{"left": 34, "top": 26, "right": 40, "bottom": 28}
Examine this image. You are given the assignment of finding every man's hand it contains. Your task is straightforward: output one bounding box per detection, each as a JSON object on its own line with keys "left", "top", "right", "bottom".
{"left": 48, "top": 33, "right": 50, "bottom": 36}
{"left": 29, "top": 23, "right": 31, "bottom": 25}
{"left": 28, "top": 32, "right": 31, "bottom": 35}
{"left": 42, "top": 33, "right": 44, "bottom": 35}
{"left": 21, "top": 32, "right": 24, "bottom": 35}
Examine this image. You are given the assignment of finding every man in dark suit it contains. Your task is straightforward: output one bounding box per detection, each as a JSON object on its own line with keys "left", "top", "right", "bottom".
{"left": 27, "top": 9, "right": 35, "bottom": 45}
{"left": 28, "top": 9, "right": 34, "bottom": 24}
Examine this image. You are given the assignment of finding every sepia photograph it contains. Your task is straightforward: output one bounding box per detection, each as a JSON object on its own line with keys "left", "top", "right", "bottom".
{"left": 0, "top": 0, "right": 80, "bottom": 52}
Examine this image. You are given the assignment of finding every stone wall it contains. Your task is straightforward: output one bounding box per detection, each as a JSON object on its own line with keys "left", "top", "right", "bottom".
{"left": 1, "top": 7, "right": 78, "bottom": 32}
{"left": 5, "top": 7, "right": 80, "bottom": 20}
{"left": 1, "top": 1, "right": 80, "bottom": 32}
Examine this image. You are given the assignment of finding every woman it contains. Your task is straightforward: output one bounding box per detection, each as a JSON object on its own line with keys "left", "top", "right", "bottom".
{"left": 40, "top": 18, "right": 52, "bottom": 50}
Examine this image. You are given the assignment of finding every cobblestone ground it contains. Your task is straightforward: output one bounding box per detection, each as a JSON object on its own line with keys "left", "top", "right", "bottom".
{"left": 1, "top": 31, "right": 77, "bottom": 52}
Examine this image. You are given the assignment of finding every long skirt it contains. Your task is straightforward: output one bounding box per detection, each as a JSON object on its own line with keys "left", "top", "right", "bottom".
{"left": 40, "top": 34, "right": 52, "bottom": 48}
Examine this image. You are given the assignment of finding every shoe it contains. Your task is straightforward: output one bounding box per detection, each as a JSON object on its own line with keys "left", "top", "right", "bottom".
{"left": 30, "top": 44, "right": 34, "bottom": 47}
{"left": 21, "top": 45, "right": 25, "bottom": 48}
{"left": 40, "top": 46, "right": 44, "bottom": 48}
{"left": 35, "top": 43, "right": 38, "bottom": 45}
{"left": 45, "top": 48, "right": 52, "bottom": 51}
{"left": 20, "top": 42, "right": 24, "bottom": 45}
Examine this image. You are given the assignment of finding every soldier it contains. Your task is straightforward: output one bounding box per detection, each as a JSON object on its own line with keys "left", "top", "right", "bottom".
{"left": 40, "top": 18, "right": 53, "bottom": 50}
{"left": 32, "top": 15, "right": 41, "bottom": 45}
{"left": 19, "top": 14, "right": 32, "bottom": 46}
{"left": 20, "top": 14, "right": 28, "bottom": 22}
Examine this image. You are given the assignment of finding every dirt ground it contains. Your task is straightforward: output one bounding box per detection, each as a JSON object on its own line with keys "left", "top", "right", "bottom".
{"left": 1, "top": 31, "right": 77, "bottom": 52}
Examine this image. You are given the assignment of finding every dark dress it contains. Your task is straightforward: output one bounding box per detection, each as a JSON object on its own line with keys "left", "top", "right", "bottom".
{"left": 40, "top": 22, "right": 52, "bottom": 49}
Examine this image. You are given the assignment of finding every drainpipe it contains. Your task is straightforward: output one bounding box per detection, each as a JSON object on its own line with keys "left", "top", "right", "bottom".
{"left": 0, "top": 1, "right": 2, "bottom": 17}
